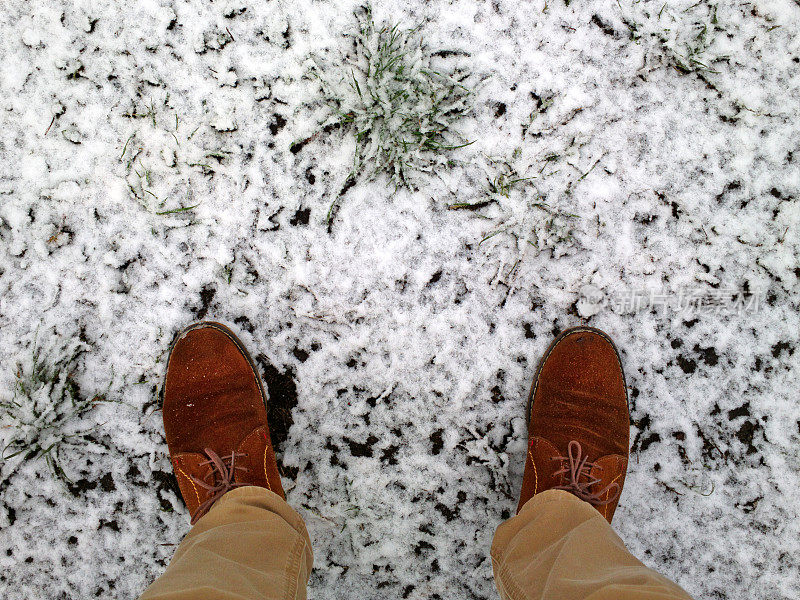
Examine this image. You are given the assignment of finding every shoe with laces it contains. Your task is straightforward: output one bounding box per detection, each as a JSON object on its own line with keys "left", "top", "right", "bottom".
{"left": 517, "top": 326, "right": 630, "bottom": 522}
{"left": 162, "top": 321, "right": 284, "bottom": 524}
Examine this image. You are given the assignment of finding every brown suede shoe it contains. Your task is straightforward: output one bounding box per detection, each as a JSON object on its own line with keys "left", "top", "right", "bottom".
{"left": 517, "top": 326, "right": 629, "bottom": 523}
{"left": 162, "top": 321, "right": 284, "bottom": 524}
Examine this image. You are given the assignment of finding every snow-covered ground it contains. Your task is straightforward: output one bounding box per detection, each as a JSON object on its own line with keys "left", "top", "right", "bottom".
{"left": 1, "top": 1, "right": 798, "bottom": 598}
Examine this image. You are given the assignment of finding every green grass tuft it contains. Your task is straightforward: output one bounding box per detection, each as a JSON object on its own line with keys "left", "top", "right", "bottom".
{"left": 308, "top": 5, "right": 473, "bottom": 190}
{"left": 1, "top": 338, "right": 107, "bottom": 486}
{"left": 618, "top": 0, "right": 729, "bottom": 75}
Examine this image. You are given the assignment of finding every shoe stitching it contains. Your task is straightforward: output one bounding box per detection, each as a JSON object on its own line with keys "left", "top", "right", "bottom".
{"left": 527, "top": 448, "right": 538, "bottom": 496}
{"left": 263, "top": 431, "right": 272, "bottom": 491}
{"left": 601, "top": 468, "right": 622, "bottom": 520}
{"left": 175, "top": 459, "right": 201, "bottom": 508}
{"left": 237, "top": 428, "right": 273, "bottom": 491}
{"left": 605, "top": 472, "right": 622, "bottom": 491}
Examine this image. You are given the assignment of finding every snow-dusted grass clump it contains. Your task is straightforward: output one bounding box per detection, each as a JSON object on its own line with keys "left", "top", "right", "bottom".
{"left": 306, "top": 6, "right": 472, "bottom": 192}
{"left": 1, "top": 0, "right": 798, "bottom": 599}
{"left": 471, "top": 151, "right": 581, "bottom": 258}
{"left": 616, "top": 0, "right": 736, "bottom": 74}
{"left": 0, "top": 338, "right": 103, "bottom": 485}
{"left": 120, "top": 96, "right": 233, "bottom": 217}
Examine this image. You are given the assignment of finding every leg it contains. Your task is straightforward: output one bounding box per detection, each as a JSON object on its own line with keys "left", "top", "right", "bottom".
{"left": 141, "top": 487, "right": 312, "bottom": 600}
{"left": 492, "top": 490, "right": 691, "bottom": 600}
{"left": 140, "top": 322, "right": 313, "bottom": 599}
{"left": 494, "top": 327, "right": 693, "bottom": 600}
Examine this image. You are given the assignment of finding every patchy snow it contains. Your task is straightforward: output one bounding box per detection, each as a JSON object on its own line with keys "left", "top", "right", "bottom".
{"left": 1, "top": 1, "right": 799, "bottom": 599}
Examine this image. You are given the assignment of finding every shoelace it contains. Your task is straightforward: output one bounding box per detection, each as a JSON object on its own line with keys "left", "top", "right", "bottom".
{"left": 189, "top": 448, "right": 250, "bottom": 524}
{"left": 551, "top": 440, "right": 620, "bottom": 506}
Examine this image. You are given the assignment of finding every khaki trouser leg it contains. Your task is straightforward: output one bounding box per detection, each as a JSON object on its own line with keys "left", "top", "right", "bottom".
{"left": 491, "top": 490, "right": 693, "bottom": 600}
{"left": 140, "top": 486, "right": 313, "bottom": 600}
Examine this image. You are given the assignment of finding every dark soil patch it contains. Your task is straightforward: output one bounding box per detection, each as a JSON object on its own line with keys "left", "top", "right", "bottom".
{"left": 430, "top": 429, "right": 444, "bottom": 455}
{"left": 346, "top": 434, "right": 379, "bottom": 458}
{"left": 256, "top": 356, "right": 299, "bottom": 475}
{"left": 269, "top": 114, "right": 287, "bottom": 135}
{"left": 290, "top": 208, "right": 311, "bottom": 226}
{"left": 194, "top": 285, "right": 216, "bottom": 319}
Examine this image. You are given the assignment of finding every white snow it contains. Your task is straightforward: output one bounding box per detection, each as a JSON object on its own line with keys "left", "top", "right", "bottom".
{"left": 1, "top": 1, "right": 799, "bottom": 599}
